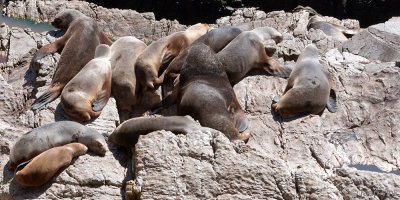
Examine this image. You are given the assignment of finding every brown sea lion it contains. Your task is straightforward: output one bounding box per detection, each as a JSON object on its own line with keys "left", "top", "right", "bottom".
{"left": 14, "top": 143, "right": 87, "bottom": 187}
{"left": 217, "top": 26, "right": 291, "bottom": 84}
{"left": 272, "top": 44, "right": 337, "bottom": 119}
{"left": 108, "top": 116, "right": 218, "bottom": 147}
{"left": 135, "top": 23, "right": 209, "bottom": 90}
{"left": 110, "top": 36, "right": 147, "bottom": 122}
{"left": 151, "top": 43, "right": 250, "bottom": 141}
{"left": 160, "top": 25, "right": 244, "bottom": 81}
{"left": 31, "top": 9, "right": 113, "bottom": 110}
{"left": 9, "top": 121, "right": 107, "bottom": 170}
{"left": 307, "top": 15, "right": 361, "bottom": 42}
{"left": 61, "top": 44, "right": 112, "bottom": 122}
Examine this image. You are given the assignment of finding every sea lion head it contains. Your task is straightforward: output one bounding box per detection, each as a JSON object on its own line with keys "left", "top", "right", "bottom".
{"left": 51, "top": 9, "right": 86, "bottom": 30}
{"left": 64, "top": 143, "right": 88, "bottom": 157}
{"left": 95, "top": 44, "right": 111, "bottom": 58}
{"left": 81, "top": 127, "right": 108, "bottom": 156}
{"left": 135, "top": 63, "right": 162, "bottom": 89}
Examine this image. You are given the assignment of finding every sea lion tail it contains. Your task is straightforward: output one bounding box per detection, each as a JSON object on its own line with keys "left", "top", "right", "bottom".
{"left": 31, "top": 84, "right": 63, "bottom": 110}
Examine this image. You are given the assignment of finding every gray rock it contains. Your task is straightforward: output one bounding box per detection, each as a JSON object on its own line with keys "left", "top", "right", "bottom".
{"left": 342, "top": 17, "right": 400, "bottom": 62}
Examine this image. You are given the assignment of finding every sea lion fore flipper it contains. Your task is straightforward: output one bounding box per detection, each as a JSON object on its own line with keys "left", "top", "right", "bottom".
{"left": 231, "top": 103, "right": 248, "bottom": 132}
{"left": 159, "top": 51, "right": 175, "bottom": 76}
{"left": 31, "top": 83, "right": 63, "bottom": 110}
{"left": 234, "top": 113, "right": 248, "bottom": 133}
{"left": 326, "top": 89, "right": 337, "bottom": 113}
{"left": 92, "top": 90, "right": 110, "bottom": 112}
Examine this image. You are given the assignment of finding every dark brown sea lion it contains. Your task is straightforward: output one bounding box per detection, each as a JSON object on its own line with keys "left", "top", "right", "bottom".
{"left": 135, "top": 23, "right": 209, "bottom": 90}
{"left": 272, "top": 44, "right": 337, "bottom": 119}
{"left": 108, "top": 116, "right": 218, "bottom": 147}
{"left": 9, "top": 121, "right": 107, "bottom": 170}
{"left": 14, "top": 143, "right": 87, "bottom": 187}
{"left": 31, "top": 9, "right": 113, "bottom": 110}
{"left": 110, "top": 36, "right": 147, "bottom": 122}
{"left": 61, "top": 44, "right": 112, "bottom": 122}
{"left": 160, "top": 25, "right": 244, "bottom": 80}
{"left": 217, "top": 26, "right": 291, "bottom": 83}
{"left": 151, "top": 43, "right": 250, "bottom": 141}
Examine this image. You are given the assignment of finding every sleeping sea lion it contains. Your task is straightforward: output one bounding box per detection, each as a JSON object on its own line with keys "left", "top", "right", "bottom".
{"left": 31, "top": 9, "right": 113, "bottom": 110}
{"left": 272, "top": 44, "right": 337, "bottom": 119}
{"left": 160, "top": 25, "right": 244, "bottom": 81}
{"left": 108, "top": 116, "right": 218, "bottom": 147}
{"left": 61, "top": 44, "right": 112, "bottom": 122}
{"left": 151, "top": 43, "right": 250, "bottom": 141}
{"left": 110, "top": 36, "right": 147, "bottom": 122}
{"left": 9, "top": 121, "right": 107, "bottom": 170}
{"left": 14, "top": 143, "right": 87, "bottom": 187}
{"left": 307, "top": 15, "right": 361, "bottom": 42}
{"left": 217, "top": 26, "right": 291, "bottom": 83}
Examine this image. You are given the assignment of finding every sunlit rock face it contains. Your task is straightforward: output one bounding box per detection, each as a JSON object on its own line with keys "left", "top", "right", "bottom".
{"left": 1, "top": 1, "right": 400, "bottom": 199}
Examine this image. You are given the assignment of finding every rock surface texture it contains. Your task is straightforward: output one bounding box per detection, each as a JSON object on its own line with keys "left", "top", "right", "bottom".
{"left": 1, "top": 1, "right": 400, "bottom": 200}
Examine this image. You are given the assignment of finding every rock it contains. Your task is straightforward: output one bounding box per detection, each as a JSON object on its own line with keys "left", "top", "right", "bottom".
{"left": 5, "top": 0, "right": 187, "bottom": 42}
{"left": 342, "top": 17, "right": 400, "bottom": 62}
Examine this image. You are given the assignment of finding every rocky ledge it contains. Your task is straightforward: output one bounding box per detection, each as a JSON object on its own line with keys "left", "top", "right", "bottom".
{"left": 1, "top": 0, "right": 400, "bottom": 199}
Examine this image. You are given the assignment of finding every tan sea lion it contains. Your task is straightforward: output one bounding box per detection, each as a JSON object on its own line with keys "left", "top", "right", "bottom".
{"left": 61, "top": 44, "right": 112, "bottom": 122}
{"left": 135, "top": 23, "right": 209, "bottom": 90}
{"left": 272, "top": 44, "right": 337, "bottom": 119}
{"left": 110, "top": 36, "right": 147, "bottom": 122}
{"left": 151, "top": 43, "right": 250, "bottom": 141}
{"left": 217, "top": 26, "right": 291, "bottom": 84}
{"left": 307, "top": 15, "right": 361, "bottom": 42}
{"left": 9, "top": 121, "right": 107, "bottom": 170}
{"left": 14, "top": 143, "right": 87, "bottom": 187}
{"left": 160, "top": 25, "right": 244, "bottom": 81}
{"left": 31, "top": 9, "right": 113, "bottom": 110}
{"left": 108, "top": 116, "right": 218, "bottom": 147}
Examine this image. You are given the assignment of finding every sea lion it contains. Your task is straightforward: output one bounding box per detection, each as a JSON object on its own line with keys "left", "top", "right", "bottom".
{"left": 108, "top": 116, "right": 218, "bottom": 147}
{"left": 151, "top": 43, "right": 250, "bottom": 141}
{"left": 135, "top": 23, "right": 209, "bottom": 90}
{"left": 160, "top": 25, "right": 244, "bottom": 81}
{"left": 9, "top": 121, "right": 107, "bottom": 170}
{"left": 31, "top": 9, "right": 113, "bottom": 110}
{"left": 14, "top": 143, "right": 87, "bottom": 187}
{"left": 307, "top": 15, "right": 361, "bottom": 42}
{"left": 216, "top": 26, "right": 291, "bottom": 84}
{"left": 61, "top": 44, "right": 112, "bottom": 122}
{"left": 272, "top": 44, "right": 337, "bottom": 119}
{"left": 110, "top": 36, "right": 147, "bottom": 122}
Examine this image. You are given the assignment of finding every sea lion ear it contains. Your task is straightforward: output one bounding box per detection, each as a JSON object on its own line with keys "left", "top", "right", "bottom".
{"left": 326, "top": 89, "right": 337, "bottom": 113}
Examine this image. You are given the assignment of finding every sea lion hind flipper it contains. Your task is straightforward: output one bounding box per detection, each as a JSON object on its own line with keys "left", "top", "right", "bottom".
{"left": 31, "top": 84, "right": 63, "bottom": 110}
{"left": 326, "top": 89, "right": 337, "bottom": 113}
{"left": 92, "top": 90, "right": 110, "bottom": 112}
{"left": 233, "top": 109, "right": 248, "bottom": 133}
